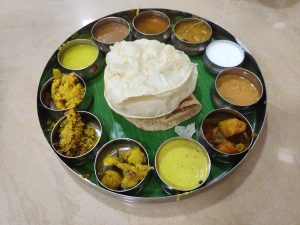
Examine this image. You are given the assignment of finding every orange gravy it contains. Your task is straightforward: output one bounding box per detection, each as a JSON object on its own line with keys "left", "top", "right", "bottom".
{"left": 217, "top": 74, "right": 260, "bottom": 106}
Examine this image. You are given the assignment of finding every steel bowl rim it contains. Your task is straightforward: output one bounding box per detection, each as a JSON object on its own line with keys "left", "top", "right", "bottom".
{"left": 57, "top": 39, "right": 100, "bottom": 71}
{"left": 50, "top": 110, "right": 102, "bottom": 159}
{"left": 94, "top": 137, "right": 150, "bottom": 193}
{"left": 154, "top": 136, "right": 211, "bottom": 192}
{"left": 200, "top": 108, "right": 254, "bottom": 156}
{"left": 39, "top": 72, "right": 86, "bottom": 112}
{"left": 205, "top": 39, "right": 245, "bottom": 68}
{"left": 132, "top": 10, "right": 170, "bottom": 36}
{"left": 173, "top": 17, "right": 212, "bottom": 45}
{"left": 214, "top": 67, "right": 264, "bottom": 107}
{"left": 91, "top": 16, "right": 131, "bottom": 45}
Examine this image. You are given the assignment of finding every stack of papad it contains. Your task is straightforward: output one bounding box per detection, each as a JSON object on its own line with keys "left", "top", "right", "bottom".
{"left": 125, "top": 95, "right": 201, "bottom": 131}
{"left": 104, "top": 39, "right": 201, "bottom": 131}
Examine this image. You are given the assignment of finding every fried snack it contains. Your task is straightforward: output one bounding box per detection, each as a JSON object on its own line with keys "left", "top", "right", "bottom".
{"left": 100, "top": 170, "right": 122, "bottom": 190}
{"left": 58, "top": 109, "right": 98, "bottom": 157}
{"left": 51, "top": 68, "right": 84, "bottom": 110}
{"left": 218, "top": 118, "right": 246, "bottom": 138}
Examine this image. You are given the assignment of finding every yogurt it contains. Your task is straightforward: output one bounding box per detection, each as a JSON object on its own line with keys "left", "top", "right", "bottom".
{"left": 206, "top": 40, "right": 244, "bottom": 67}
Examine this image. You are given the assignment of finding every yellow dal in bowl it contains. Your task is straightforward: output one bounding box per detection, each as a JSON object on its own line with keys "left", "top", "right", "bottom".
{"left": 156, "top": 138, "right": 210, "bottom": 191}
{"left": 60, "top": 44, "right": 98, "bottom": 70}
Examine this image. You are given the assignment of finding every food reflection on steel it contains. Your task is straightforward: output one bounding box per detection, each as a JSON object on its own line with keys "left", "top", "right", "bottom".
{"left": 203, "top": 117, "right": 250, "bottom": 154}
{"left": 100, "top": 147, "right": 152, "bottom": 190}
{"left": 51, "top": 69, "right": 85, "bottom": 110}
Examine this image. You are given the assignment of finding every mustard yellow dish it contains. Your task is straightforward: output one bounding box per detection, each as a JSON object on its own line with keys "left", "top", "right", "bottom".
{"left": 51, "top": 69, "right": 85, "bottom": 110}
{"left": 60, "top": 44, "right": 98, "bottom": 70}
{"left": 58, "top": 109, "right": 99, "bottom": 157}
{"left": 175, "top": 20, "right": 211, "bottom": 43}
{"left": 99, "top": 146, "right": 152, "bottom": 190}
{"left": 156, "top": 138, "right": 210, "bottom": 191}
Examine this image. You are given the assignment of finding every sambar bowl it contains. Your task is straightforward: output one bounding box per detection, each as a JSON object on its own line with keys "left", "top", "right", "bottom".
{"left": 91, "top": 17, "right": 132, "bottom": 53}
{"left": 94, "top": 138, "right": 151, "bottom": 194}
{"left": 51, "top": 111, "right": 102, "bottom": 166}
{"left": 211, "top": 67, "right": 264, "bottom": 114}
{"left": 39, "top": 73, "right": 91, "bottom": 117}
{"left": 203, "top": 40, "right": 245, "bottom": 75}
{"left": 198, "top": 108, "right": 254, "bottom": 163}
{"left": 132, "top": 10, "right": 171, "bottom": 42}
{"left": 57, "top": 39, "right": 102, "bottom": 80}
{"left": 171, "top": 18, "right": 212, "bottom": 55}
{"left": 155, "top": 137, "right": 211, "bottom": 195}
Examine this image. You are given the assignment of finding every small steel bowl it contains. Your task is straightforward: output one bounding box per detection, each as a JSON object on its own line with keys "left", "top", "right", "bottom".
{"left": 39, "top": 73, "right": 91, "bottom": 117}
{"left": 211, "top": 67, "right": 264, "bottom": 114}
{"left": 57, "top": 39, "right": 103, "bottom": 80}
{"left": 198, "top": 108, "right": 254, "bottom": 163}
{"left": 171, "top": 18, "right": 212, "bottom": 55}
{"left": 91, "top": 17, "right": 132, "bottom": 53}
{"left": 51, "top": 111, "right": 102, "bottom": 166}
{"left": 94, "top": 138, "right": 151, "bottom": 194}
{"left": 132, "top": 10, "right": 171, "bottom": 42}
{"left": 155, "top": 137, "right": 211, "bottom": 195}
{"left": 203, "top": 40, "right": 245, "bottom": 75}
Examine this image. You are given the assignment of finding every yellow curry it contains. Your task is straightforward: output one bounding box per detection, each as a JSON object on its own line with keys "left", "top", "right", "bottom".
{"left": 157, "top": 138, "right": 209, "bottom": 191}
{"left": 175, "top": 20, "right": 211, "bottom": 43}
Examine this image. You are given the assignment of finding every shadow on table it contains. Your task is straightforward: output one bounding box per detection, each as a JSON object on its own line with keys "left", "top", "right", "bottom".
{"left": 258, "top": 0, "right": 299, "bottom": 8}
{"left": 71, "top": 116, "right": 268, "bottom": 218}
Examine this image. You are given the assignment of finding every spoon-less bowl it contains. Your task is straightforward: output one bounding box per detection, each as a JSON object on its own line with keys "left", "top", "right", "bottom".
{"left": 94, "top": 138, "right": 151, "bottom": 195}
{"left": 155, "top": 137, "right": 211, "bottom": 195}
{"left": 132, "top": 10, "right": 171, "bottom": 42}
{"left": 39, "top": 73, "right": 91, "bottom": 118}
{"left": 211, "top": 67, "right": 264, "bottom": 114}
{"left": 198, "top": 108, "right": 254, "bottom": 163}
{"left": 51, "top": 111, "right": 102, "bottom": 166}
{"left": 171, "top": 18, "right": 212, "bottom": 55}
{"left": 203, "top": 40, "right": 245, "bottom": 75}
{"left": 57, "top": 39, "right": 103, "bottom": 80}
{"left": 91, "top": 17, "right": 132, "bottom": 53}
